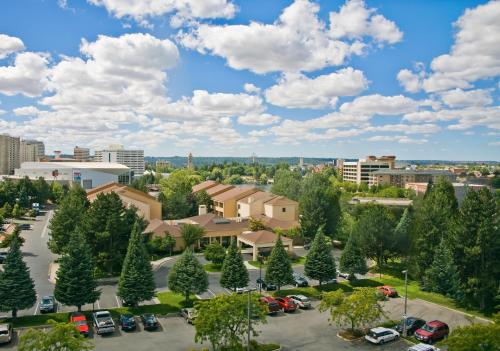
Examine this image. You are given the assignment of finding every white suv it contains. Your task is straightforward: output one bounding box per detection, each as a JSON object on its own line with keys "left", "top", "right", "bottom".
{"left": 0, "top": 324, "right": 13, "bottom": 344}
{"left": 365, "top": 327, "right": 399, "bottom": 344}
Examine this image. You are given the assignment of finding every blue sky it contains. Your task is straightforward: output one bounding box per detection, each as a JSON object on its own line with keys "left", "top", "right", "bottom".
{"left": 0, "top": 0, "right": 499, "bottom": 160}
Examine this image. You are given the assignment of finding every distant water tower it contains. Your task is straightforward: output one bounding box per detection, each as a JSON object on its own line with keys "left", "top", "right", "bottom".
{"left": 251, "top": 153, "right": 257, "bottom": 164}
{"left": 187, "top": 152, "right": 193, "bottom": 169}
{"left": 299, "top": 157, "right": 304, "bottom": 167}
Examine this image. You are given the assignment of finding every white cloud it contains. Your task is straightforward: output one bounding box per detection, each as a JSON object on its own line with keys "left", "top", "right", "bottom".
{"left": 248, "top": 130, "right": 271, "bottom": 137}
{"left": 367, "top": 135, "right": 428, "bottom": 144}
{"left": 329, "top": 0, "right": 402, "bottom": 44}
{"left": 265, "top": 67, "right": 368, "bottom": 109}
{"left": 237, "top": 113, "right": 280, "bottom": 126}
{"left": 243, "top": 83, "right": 261, "bottom": 94}
{"left": 88, "top": 0, "right": 236, "bottom": 24}
{"left": 439, "top": 88, "right": 492, "bottom": 108}
{"left": 0, "top": 52, "right": 49, "bottom": 97}
{"left": 0, "top": 34, "right": 25, "bottom": 59}
{"left": 179, "top": 0, "right": 400, "bottom": 74}
{"left": 398, "top": 1, "right": 500, "bottom": 92}
{"left": 13, "top": 106, "right": 43, "bottom": 116}
{"left": 340, "top": 94, "right": 422, "bottom": 115}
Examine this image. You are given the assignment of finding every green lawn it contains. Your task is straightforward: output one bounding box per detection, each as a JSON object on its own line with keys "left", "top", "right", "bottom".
{"left": 204, "top": 263, "right": 222, "bottom": 272}
{"left": 248, "top": 256, "right": 306, "bottom": 268}
{"left": 1, "top": 292, "right": 194, "bottom": 328}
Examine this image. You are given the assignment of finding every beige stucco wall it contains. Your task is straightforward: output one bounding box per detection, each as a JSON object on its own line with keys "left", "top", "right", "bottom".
{"left": 265, "top": 203, "right": 298, "bottom": 221}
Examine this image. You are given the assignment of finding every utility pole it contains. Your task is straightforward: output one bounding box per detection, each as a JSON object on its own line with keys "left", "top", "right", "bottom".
{"left": 258, "top": 254, "right": 263, "bottom": 294}
{"left": 402, "top": 269, "right": 408, "bottom": 337}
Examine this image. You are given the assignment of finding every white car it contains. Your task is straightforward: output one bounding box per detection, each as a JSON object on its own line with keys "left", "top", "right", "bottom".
{"left": 336, "top": 270, "right": 349, "bottom": 279}
{"left": 287, "top": 294, "right": 311, "bottom": 309}
{"left": 408, "top": 344, "right": 440, "bottom": 351}
{"left": 0, "top": 324, "right": 13, "bottom": 344}
{"left": 365, "top": 327, "right": 399, "bottom": 345}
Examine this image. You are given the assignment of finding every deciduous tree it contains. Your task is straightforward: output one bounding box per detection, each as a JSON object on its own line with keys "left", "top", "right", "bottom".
{"left": 204, "top": 242, "right": 226, "bottom": 266}
{"left": 271, "top": 169, "right": 302, "bottom": 201}
{"left": 181, "top": 224, "right": 205, "bottom": 249}
{"left": 18, "top": 322, "right": 93, "bottom": 351}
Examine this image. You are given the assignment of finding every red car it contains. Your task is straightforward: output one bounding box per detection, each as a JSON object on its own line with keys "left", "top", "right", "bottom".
{"left": 69, "top": 312, "right": 89, "bottom": 337}
{"left": 415, "top": 320, "right": 449, "bottom": 344}
{"left": 377, "top": 285, "right": 398, "bottom": 297}
{"left": 260, "top": 296, "right": 281, "bottom": 315}
{"left": 275, "top": 297, "right": 297, "bottom": 312}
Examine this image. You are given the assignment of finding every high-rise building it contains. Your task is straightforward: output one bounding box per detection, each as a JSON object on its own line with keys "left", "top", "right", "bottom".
{"left": 74, "top": 146, "right": 90, "bottom": 161}
{"left": 339, "top": 155, "right": 396, "bottom": 185}
{"left": 95, "top": 144, "right": 144, "bottom": 176}
{"left": 0, "top": 134, "right": 20, "bottom": 175}
{"left": 187, "top": 152, "right": 193, "bottom": 169}
{"left": 20, "top": 139, "right": 45, "bottom": 163}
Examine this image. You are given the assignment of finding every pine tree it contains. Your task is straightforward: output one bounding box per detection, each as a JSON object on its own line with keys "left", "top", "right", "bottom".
{"left": 392, "top": 208, "right": 412, "bottom": 259}
{"left": 168, "top": 249, "right": 208, "bottom": 303}
{"left": 54, "top": 229, "right": 100, "bottom": 311}
{"left": 220, "top": 239, "right": 248, "bottom": 291}
{"left": 340, "top": 234, "right": 367, "bottom": 281}
{"left": 48, "top": 185, "right": 89, "bottom": 254}
{"left": 265, "top": 236, "right": 294, "bottom": 290}
{"left": 422, "top": 238, "right": 459, "bottom": 297}
{"left": 118, "top": 221, "right": 155, "bottom": 306}
{"left": 0, "top": 235, "right": 36, "bottom": 319}
{"left": 304, "top": 228, "right": 336, "bottom": 285}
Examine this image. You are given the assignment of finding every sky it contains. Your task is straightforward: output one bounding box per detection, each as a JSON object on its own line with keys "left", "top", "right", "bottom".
{"left": 0, "top": 0, "right": 499, "bottom": 160}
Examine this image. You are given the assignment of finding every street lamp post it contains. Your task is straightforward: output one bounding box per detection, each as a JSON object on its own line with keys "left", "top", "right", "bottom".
{"left": 402, "top": 270, "right": 408, "bottom": 337}
{"left": 258, "top": 254, "right": 263, "bottom": 294}
{"left": 246, "top": 288, "right": 256, "bottom": 351}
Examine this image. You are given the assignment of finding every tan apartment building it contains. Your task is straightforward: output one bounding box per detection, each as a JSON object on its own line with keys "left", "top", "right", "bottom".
{"left": 74, "top": 146, "right": 90, "bottom": 161}
{"left": 192, "top": 180, "right": 218, "bottom": 194}
{"left": 87, "top": 182, "right": 162, "bottom": 221}
{"left": 212, "top": 186, "right": 259, "bottom": 218}
{"left": 338, "top": 155, "right": 395, "bottom": 185}
{"left": 0, "top": 134, "right": 20, "bottom": 175}
{"left": 263, "top": 196, "right": 299, "bottom": 221}
{"left": 370, "top": 169, "right": 456, "bottom": 187}
{"left": 20, "top": 140, "right": 45, "bottom": 163}
{"left": 237, "top": 191, "right": 277, "bottom": 218}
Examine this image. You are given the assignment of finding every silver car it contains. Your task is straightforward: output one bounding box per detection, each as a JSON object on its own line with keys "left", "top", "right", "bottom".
{"left": 287, "top": 294, "right": 311, "bottom": 309}
{"left": 0, "top": 324, "right": 13, "bottom": 344}
{"left": 180, "top": 308, "right": 197, "bottom": 324}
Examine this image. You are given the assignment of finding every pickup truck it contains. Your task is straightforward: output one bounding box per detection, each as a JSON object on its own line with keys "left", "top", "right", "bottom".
{"left": 93, "top": 311, "right": 115, "bottom": 335}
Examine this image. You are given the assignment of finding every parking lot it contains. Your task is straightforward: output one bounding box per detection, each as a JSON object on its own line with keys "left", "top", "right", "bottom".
{"left": 0, "top": 301, "right": 411, "bottom": 351}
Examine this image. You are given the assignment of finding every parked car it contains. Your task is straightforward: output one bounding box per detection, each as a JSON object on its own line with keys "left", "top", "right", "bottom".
{"left": 121, "top": 299, "right": 135, "bottom": 307}
{"left": 69, "top": 312, "right": 89, "bottom": 337}
{"left": 256, "top": 278, "right": 277, "bottom": 291}
{"left": 141, "top": 314, "right": 159, "bottom": 330}
{"left": 303, "top": 242, "right": 311, "bottom": 250}
{"left": 0, "top": 252, "right": 7, "bottom": 264}
{"left": 336, "top": 270, "right": 349, "bottom": 279}
{"left": 415, "top": 320, "right": 449, "bottom": 344}
{"left": 18, "top": 223, "right": 30, "bottom": 230}
{"left": 395, "top": 317, "right": 426, "bottom": 335}
{"left": 180, "top": 308, "right": 197, "bottom": 324}
{"left": 119, "top": 314, "right": 136, "bottom": 331}
{"left": 377, "top": 285, "right": 398, "bottom": 297}
{"left": 287, "top": 294, "right": 311, "bottom": 309}
{"left": 408, "top": 344, "right": 441, "bottom": 351}
{"left": 292, "top": 272, "right": 309, "bottom": 287}
{"left": 365, "top": 327, "right": 400, "bottom": 345}
{"left": 275, "top": 297, "right": 298, "bottom": 312}
{"left": 93, "top": 311, "right": 115, "bottom": 335}
{"left": 39, "top": 296, "right": 56, "bottom": 313}
{"left": 260, "top": 296, "right": 281, "bottom": 315}
{"left": 0, "top": 324, "right": 13, "bottom": 344}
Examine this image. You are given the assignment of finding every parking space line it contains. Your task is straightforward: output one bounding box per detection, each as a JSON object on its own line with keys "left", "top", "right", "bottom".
{"left": 115, "top": 295, "right": 121, "bottom": 308}
{"left": 96, "top": 300, "right": 101, "bottom": 310}
{"left": 33, "top": 302, "right": 39, "bottom": 315}
{"left": 223, "top": 288, "right": 232, "bottom": 294}
{"left": 156, "top": 317, "right": 165, "bottom": 330}
{"left": 207, "top": 289, "right": 216, "bottom": 297}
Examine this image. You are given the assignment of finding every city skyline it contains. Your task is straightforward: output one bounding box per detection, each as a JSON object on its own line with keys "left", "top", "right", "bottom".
{"left": 0, "top": 0, "right": 499, "bottom": 160}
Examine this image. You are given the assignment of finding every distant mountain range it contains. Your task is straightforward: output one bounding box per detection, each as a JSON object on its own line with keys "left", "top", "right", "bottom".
{"left": 145, "top": 156, "right": 499, "bottom": 167}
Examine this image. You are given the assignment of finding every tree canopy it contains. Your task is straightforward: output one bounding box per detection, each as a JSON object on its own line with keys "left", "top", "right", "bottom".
{"left": 304, "top": 228, "right": 336, "bottom": 285}
{"left": 168, "top": 249, "right": 208, "bottom": 303}
{"left": 220, "top": 239, "right": 248, "bottom": 291}
{"left": 265, "top": 236, "right": 294, "bottom": 290}
{"left": 18, "top": 322, "right": 93, "bottom": 351}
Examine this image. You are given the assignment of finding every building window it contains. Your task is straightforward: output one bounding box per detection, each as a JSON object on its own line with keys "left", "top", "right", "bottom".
{"left": 237, "top": 204, "right": 240, "bottom": 209}
{"left": 282, "top": 207, "right": 286, "bottom": 212}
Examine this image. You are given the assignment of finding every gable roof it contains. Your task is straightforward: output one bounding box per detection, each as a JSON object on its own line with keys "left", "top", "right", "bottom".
{"left": 205, "top": 184, "right": 235, "bottom": 196}
{"left": 192, "top": 180, "right": 218, "bottom": 193}
{"left": 86, "top": 182, "right": 158, "bottom": 201}
{"left": 237, "top": 191, "right": 277, "bottom": 204}
{"left": 238, "top": 230, "right": 292, "bottom": 245}
{"left": 212, "top": 186, "right": 258, "bottom": 202}
{"left": 185, "top": 213, "right": 249, "bottom": 232}
{"left": 143, "top": 218, "right": 182, "bottom": 238}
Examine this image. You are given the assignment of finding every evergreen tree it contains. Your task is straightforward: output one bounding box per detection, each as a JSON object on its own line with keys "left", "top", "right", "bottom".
{"left": 33, "top": 177, "right": 51, "bottom": 205}
{"left": 204, "top": 241, "right": 226, "bottom": 265}
{"left": 54, "top": 229, "right": 100, "bottom": 311}
{"left": 220, "top": 239, "right": 248, "bottom": 291}
{"left": 340, "top": 234, "right": 368, "bottom": 281}
{"left": 1, "top": 203, "right": 12, "bottom": 218}
{"left": 304, "top": 228, "right": 336, "bottom": 285}
{"left": 265, "top": 236, "right": 294, "bottom": 290}
{"left": 422, "top": 238, "right": 459, "bottom": 297}
{"left": 118, "top": 221, "right": 155, "bottom": 306}
{"left": 48, "top": 185, "right": 89, "bottom": 254}
{"left": 392, "top": 208, "right": 412, "bottom": 259}
{"left": 451, "top": 188, "right": 500, "bottom": 311}
{"left": 168, "top": 249, "right": 208, "bottom": 303}
{"left": 12, "top": 203, "right": 23, "bottom": 219}
{"left": 299, "top": 173, "right": 341, "bottom": 240}
{"left": 0, "top": 226, "right": 25, "bottom": 248}
{"left": 0, "top": 235, "right": 36, "bottom": 319}
{"left": 411, "top": 177, "right": 457, "bottom": 278}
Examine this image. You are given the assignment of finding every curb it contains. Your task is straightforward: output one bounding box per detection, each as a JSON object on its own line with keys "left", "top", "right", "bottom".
{"left": 336, "top": 332, "right": 364, "bottom": 342}
{"left": 413, "top": 298, "right": 493, "bottom": 324}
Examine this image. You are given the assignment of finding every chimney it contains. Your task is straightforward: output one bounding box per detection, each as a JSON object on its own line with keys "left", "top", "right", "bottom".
{"left": 198, "top": 205, "right": 207, "bottom": 216}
